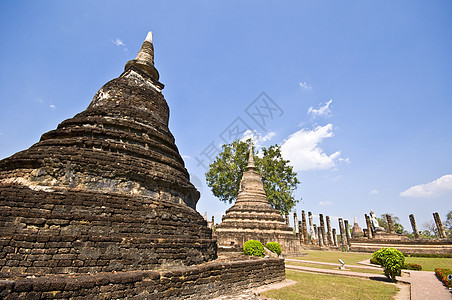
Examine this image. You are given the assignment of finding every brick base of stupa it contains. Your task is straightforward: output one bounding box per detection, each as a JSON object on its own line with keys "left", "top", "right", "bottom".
{"left": 0, "top": 254, "right": 284, "bottom": 299}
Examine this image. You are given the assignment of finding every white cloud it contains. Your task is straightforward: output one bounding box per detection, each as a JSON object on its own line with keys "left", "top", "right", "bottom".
{"left": 113, "top": 38, "right": 125, "bottom": 46}
{"left": 308, "top": 99, "right": 333, "bottom": 118}
{"left": 400, "top": 174, "right": 452, "bottom": 198}
{"left": 49, "top": 104, "right": 56, "bottom": 109}
{"left": 181, "top": 155, "right": 191, "bottom": 160}
{"left": 369, "top": 189, "right": 379, "bottom": 195}
{"left": 318, "top": 200, "right": 333, "bottom": 206}
{"left": 280, "top": 124, "right": 343, "bottom": 171}
{"left": 299, "top": 81, "right": 312, "bottom": 90}
{"left": 241, "top": 129, "right": 276, "bottom": 149}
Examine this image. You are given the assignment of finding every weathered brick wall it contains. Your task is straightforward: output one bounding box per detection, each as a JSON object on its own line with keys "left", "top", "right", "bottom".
{"left": 0, "top": 257, "right": 285, "bottom": 299}
{"left": 0, "top": 184, "right": 217, "bottom": 276}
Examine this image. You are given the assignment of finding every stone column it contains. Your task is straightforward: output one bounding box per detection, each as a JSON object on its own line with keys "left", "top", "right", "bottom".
{"left": 344, "top": 219, "right": 352, "bottom": 247}
{"left": 433, "top": 212, "right": 447, "bottom": 239}
{"left": 318, "top": 226, "right": 324, "bottom": 246}
{"left": 285, "top": 213, "right": 290, "bottom": 226}
{"left": 365, "top": 214, "right": 373, "bottom": 239}
{"left": 211, "top": 216, "right": 215, "bottom": 231}
{"left": 312, "top": 224, "right": 318, "bottom": 245}
{"left": 332, "top": 228, "right": 338, "bottom": 247}
{"left": 294, "top": 212, "right": 299, "bottom": 234}
{"left": 298, "top": 221, "right": 304, "bottom": 243}
{"left": 319, "top": 214, "right": 327, "bottom": 246}
{"left": 302, "top": 210, "right": 309, "bottom": 245}
{"left": 338, "top": 218, "right": 347, "bottom": 249}
{"left": 409, "top": 214, "right": 421, "bottom": 239}
{"left": 309, "top": 212, "right": 316, "bottom": 245}
{"left": 326, "top": 216, "right": 333, "bottom": 246}
{"left": 386, "top": 214, "right": 395, "bottom": 234}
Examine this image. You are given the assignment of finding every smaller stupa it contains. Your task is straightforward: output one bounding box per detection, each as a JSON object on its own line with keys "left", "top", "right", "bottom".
{"left": 215, "top": 142, "right": 301, "bottom": 253}
{"left": 351, "top": 217, "right": 363, "bottom": 238}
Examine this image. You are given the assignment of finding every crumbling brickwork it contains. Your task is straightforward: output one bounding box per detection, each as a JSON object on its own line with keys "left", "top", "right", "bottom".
{"left": 0, "top": 32, "right": 286, "bottom": 298}
{"left": 0, "top": 185, "right": 216, "bottom": 276}
{"left": 0, "top": 257, "right": 285, "bottom": 299}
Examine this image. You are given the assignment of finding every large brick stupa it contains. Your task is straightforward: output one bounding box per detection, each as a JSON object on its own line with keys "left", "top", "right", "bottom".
{"left": 0, "top": 32, "right": 217, "bottom": 277}
{"left": 215, "top": 143, "right": 302, "bottom": 253}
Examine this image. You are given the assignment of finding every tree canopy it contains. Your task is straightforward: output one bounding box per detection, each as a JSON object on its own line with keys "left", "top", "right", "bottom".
{"left": 205, "top": 139, "right": 300, "bottom": 214}
{"left": 446, "top": 210, "right": 452, "bottom": 238}
{"left": 377, "top": 213, "right": 405, "bottom": 234}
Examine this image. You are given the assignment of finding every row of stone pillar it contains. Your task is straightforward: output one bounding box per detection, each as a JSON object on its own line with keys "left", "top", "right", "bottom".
{"left": 289, "top": 211, "right": 341, "bottom": 247}
{"left": 361, "top": 212, "right": 448, "bottom": 239}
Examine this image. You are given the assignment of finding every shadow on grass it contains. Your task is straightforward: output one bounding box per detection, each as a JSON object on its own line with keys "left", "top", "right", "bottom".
{"left": 369, "top": 276, "right": 393, "bottom": 283}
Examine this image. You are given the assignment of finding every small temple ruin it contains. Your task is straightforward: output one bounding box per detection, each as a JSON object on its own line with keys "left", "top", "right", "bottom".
{"left": 0, "top": 32, "right": 285, "bottom": 299}
{"left": 215, "top": 142, "right": 302, "bottom": 253}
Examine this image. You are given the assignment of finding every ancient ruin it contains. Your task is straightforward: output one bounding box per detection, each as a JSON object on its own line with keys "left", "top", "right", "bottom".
{"left": 0, "top": 32, "right": 285, "bottom": 299}
{"left": 347, "top": 211, "right": 452, "bottom": 255}
{"left": 351, "top": 217, "right": 363, "bottom": 238}
{"left": 215, "top": 142, "right": 302, "bottom": 253}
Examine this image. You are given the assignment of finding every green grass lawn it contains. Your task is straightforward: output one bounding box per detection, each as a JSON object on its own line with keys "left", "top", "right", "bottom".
{"left": 261, "top": 269, "right": 399, "bottom": 300}
{"left": 291, "top": 250, "right": 452, "bottom": 272}
{"left": 404, "top": 256, "right": 452, "bottom": 271}
{"left": 285, "top": 261, "right": 383, "bottom": 275}
{"left": 291, "top": 250, "right": 373, "bottom": 265}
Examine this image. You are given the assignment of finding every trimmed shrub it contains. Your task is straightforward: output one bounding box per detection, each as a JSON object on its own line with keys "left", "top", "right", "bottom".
{"left": 372, "top": 247, "right": 405, "bottom": 282}
{"left": 266, "top": 242, "right": 282, "bottom": 255}
{"left": 243, "top": 240, "right": 265, "bottom": 257}
{"left": 402, "top": 263, "right": 422, "bottom": 271}
{"left": 371, "top": 248, "right": 386, "bottom": 266}
{"left": 370, "top": 257, "right": 380, "bottom": 265}
{"left": 435, "top": 268, "right": 452, "bottom": 288}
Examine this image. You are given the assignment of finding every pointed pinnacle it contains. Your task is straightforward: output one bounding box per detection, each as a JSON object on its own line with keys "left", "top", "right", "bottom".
{"left": 125, "top": 31, "right": 159, "bottom": 81}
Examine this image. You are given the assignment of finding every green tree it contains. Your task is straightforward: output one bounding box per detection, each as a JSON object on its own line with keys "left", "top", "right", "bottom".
{"left": 377, "top": 213, "right": 404, "bottom": 234}
{"left": 445, "top": 210, "right": 452, "bottom": 238}
{"left": 421, "top": 220, "right": 438, "bottom": 238}
{"left": 205, "top": 139, "right": 300, "bottom": 214}
{"left": 393, "top": 223, "right": 405, "bottom": 235}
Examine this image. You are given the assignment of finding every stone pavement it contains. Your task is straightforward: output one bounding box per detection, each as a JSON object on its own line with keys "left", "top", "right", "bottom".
{"left": 285, "top": 263, "right": 392, "bottom": 280}
{"left": 285, "top": 258, "right": 381, "bottom": 270}
{"left": 406, "top": 270, "right": 452, "bottom": 300}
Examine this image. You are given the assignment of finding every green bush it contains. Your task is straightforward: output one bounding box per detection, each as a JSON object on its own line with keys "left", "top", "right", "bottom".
{"left": 402, "top": 263, "right": 422, "bottom": 271}
{"left": 243, "top": 240, "right": 265, "bottom": 257}
{"left": 371, "top": 248, "right": 386, "bottom": 265}
{"left": 372, "top": 247, "right": 405, "bottom": 282}
{"left": 370, "top": 256, "right": 380, "bottom": 265}
{"left": 266, "top": 242, "right": 282, "bottom": 255}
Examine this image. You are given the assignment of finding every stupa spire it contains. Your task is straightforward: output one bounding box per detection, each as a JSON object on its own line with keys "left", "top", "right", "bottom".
{"left": 247, "top": 140, "right": 256, "bottom": 170}
{"left": 125, "top": 31, "right": 159, "bottom": 81}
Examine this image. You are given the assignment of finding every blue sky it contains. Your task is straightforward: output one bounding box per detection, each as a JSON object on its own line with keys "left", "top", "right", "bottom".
{"left": 1, "top": 1, "right": 451, "bottom": 232}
